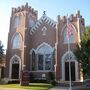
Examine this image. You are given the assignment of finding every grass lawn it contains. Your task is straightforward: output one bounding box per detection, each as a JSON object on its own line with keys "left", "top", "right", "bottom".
{"left": 0, "top": 83, "right": 53, "bottom": 90}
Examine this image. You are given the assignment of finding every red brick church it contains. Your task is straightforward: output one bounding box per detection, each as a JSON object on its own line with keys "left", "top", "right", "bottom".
{"left": 5, "top": 3, "right": 85, "bottom": 82}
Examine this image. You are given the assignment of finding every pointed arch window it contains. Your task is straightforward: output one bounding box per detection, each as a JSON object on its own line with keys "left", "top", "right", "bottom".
{"left": 42, "top": 26, "right": 47, "bottom": 36}
{"left": 29, "top": 19, "right": 35, "bottom": 28}
{"left": 63, "top": 25, "right": 75, "bottom": 43}
{"left": 32, "top": 51, "right": 36, "bottom": 70}
{"left": 37, "top": 44, "right": 53, "bottom": 71}
{"left": 12, "top": 33, "right": 21, "bottom": 49}
{"left": 14, "top": 16, "right": 20, "bottom": 28}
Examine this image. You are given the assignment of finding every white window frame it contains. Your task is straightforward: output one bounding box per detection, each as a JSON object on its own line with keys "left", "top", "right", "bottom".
{"left": 11, "top": 33, "right": 22, "bottom": 49}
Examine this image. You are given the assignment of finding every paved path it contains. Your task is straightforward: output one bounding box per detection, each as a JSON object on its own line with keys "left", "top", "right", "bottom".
{"left": 49, "top": 86, "right": 71, "bottom": 90}
{"left": 0, "top": 87, "right": 70, "bottom": 90}
{"left": 49, "top": 86, "right": 90, "bottom": 90}
{"left": 0, "top": 87, "right": 27, "bottom": 90}
{"left": 49, "top": 86, "right": 83, "bottom": 90}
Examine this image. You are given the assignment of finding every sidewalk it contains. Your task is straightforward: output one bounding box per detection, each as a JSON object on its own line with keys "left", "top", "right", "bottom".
{"left": 0, "top": 87, "right": 27, "bottom": 90}
{"left": 49, "top": 86, "right": 90, "bottom": 90}
{"left": 49, "top": 86, "right": 84, "bottom": 90}
{"left": 49, "top": 86, "right": 70, "bottom": 90}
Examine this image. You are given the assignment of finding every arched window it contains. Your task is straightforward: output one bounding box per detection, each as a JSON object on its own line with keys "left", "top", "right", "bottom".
{"left": 37, "top": 43, "right": 53, "bottom": 71}
{"left": 42, "top": 26, "right": 47, "bottom": 36}
{"left": 29, "top": 19, "right": 35, "bottom": 28}
{"left": 14, "top": 16, "right": 20, "bottom": 28}
{"left": 12, "top": 33, "right": 21, "bottom": 49}
{"left": 32, "top": 51, "right": 36, "bottom": 70}
{"left": 63, "top": 25, "right": 75, "bottom": 43}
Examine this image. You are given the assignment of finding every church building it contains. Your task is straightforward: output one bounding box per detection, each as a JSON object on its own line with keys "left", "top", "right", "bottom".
{"left": 5, "top": 3, "right": 85, "bottom": 82}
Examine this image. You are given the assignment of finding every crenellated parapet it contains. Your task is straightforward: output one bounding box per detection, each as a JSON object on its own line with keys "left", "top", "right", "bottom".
{"left": 57, "top": 10, "right": 85, "bottom": 26}
{"left": 11, "top": 3, "right": 38, "bottom": 16}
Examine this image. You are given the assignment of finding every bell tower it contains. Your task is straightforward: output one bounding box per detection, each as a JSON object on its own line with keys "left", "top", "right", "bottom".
{"left": 6, "top": 3, "right": 38, "bottom": 79}
{"left": 55, "top": 10, "right": 85, "bottom": 81}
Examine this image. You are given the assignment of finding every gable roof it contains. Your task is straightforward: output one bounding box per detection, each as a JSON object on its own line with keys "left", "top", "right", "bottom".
{"left": 30, "top": 15, "right": 56, "bottom": 34}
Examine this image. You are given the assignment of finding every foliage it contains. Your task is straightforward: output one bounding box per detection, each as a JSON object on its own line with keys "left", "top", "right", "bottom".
{"left": 0, "top": 40, "right": 4, "bottom": 63}
{"left": 47, "top": 72, "right": 55, "bottom": 81}
{"left": 74, "top": 26, "right": 90, "bottom": 77}
{"left": 47, "top": 72, "right": 57, "bottom": 86}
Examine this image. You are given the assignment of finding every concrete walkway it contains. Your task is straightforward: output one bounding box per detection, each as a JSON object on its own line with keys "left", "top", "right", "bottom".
{"left": 49, "top": 86, "right": 69, "bottom": 90}
{"left": 0, "top": 87, "right": 70, "bottom": 90}
{"left": 49, "top": 86, "right": 90, "bottom": 90}
{"left": 0, "top": 87, "right": 27, "bottom": 90}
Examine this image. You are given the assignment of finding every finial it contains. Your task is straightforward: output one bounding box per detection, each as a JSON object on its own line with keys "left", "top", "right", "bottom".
{"left": 43, "top": 11, "right": 46, "bottom": 15}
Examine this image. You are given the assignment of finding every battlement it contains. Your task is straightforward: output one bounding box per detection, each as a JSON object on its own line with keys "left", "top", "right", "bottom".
{"left": 57, "top": 10, "right": 84, "bottom": 25}
{"left": 11, "top": 3, "right": 38, "bottom": 16}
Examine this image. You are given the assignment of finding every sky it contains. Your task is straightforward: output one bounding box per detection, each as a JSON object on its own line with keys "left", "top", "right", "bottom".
{"left": 0, "top": 0, "right": 90, "bottom": 52}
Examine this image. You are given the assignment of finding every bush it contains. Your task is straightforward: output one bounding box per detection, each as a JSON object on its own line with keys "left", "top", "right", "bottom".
{"left": 47, "top": 72, "right": 55, "bottom": 82}
{"left": 8, "top": 79, "right": 20, "bottom": 84}
{"left": 29, "top": 73, "right": 47, "bottom": 83}
{"left": 29, "top": 73, "right": 34, "bottom": 82}
{"left": 47, "top": 72, "right": 57, "bottom": 86}
{"left": 51, "top": 80, "right": 57, "bottom": 86}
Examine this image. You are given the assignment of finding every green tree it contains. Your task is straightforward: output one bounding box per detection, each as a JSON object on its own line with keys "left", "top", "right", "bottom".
{"left": 0, "top": 40, "right": 4, "bottom": 63}
{"left": 74, "top": 26, "right": 90, "bottom": 78}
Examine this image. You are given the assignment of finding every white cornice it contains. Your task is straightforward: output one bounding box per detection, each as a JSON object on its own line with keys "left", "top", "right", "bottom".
{"left": 30, "top": 15, "right": 56, "bottom": 35}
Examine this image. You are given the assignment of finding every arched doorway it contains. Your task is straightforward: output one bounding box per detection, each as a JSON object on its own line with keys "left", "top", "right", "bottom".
{"left": 9, "top": 55, "right": 21, "bottom": 79}
{"left": 65, "top": 61, "right": 75, "bottom": 81}
{"left": 61, "top": 51, "right": 79, "bottom": 81}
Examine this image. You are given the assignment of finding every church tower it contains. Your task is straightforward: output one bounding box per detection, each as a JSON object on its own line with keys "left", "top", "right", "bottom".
{"left": 55, "top": 10, "right": 85, "bottom": 81}
{"left": 5, "top": 3, "right": 38, "bottom": 79}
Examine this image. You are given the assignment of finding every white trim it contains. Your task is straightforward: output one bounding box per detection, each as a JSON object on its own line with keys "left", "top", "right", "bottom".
{"left": 42, "top": 26, "right": 47, "bottom": 36}
{"left": 0, "top": 68, "right": 1, "bottom": 78}
{"left": 61, "top": 51, "right": 79, "bottom": 81}
{"left": 29, "top": 48, "right": 36, "bottom": 55}
{"left": 61, "top": 23, "right": 77, "bottom": 36}
{"left": 77, "top": 18, "right": 81, "bottom": 42}
{"left": 36, "top": 42, "right": 54, "bottom": 71}
{"left": 36, "top": 42, "right": 54, "bottom": 53}
{"left": 11, "top": 32, "right": 22, "bottom": 49}
{"left": 9, "top": 55, "right": 21, "bottom": 79}
{"left": 30, "top": 15, "right": 56, "bottom": 34}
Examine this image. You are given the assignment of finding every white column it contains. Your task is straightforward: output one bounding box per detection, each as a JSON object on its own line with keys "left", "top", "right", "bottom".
{"left": 77, "top": 18, "right": 81, "bottom": 42}
{"left": 61, "top": 59, "right": 65, "bottom": 81}
{"left": 75, "top": 61, "right": 79, "bottom": 81}
{"left": 0, "top": 68, "right": 1, "bottom": 79}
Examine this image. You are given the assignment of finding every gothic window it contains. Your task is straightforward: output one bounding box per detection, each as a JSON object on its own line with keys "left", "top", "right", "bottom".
{"left": 42, "top": 26, "right": 47, "bottom": 36}
{"left": 37, "top": 44, "right": 53, "bottom": 71}
{"left": 32, "top": 51, "right": 36, "bottom": 70}
{"left": 45, "top": 54, "right": 52, "bottom": 70}
{"left": 12, "top": 33, "right": 21, "bottom": 49}
{"left": 63, "top": 25, "right": 75, "bottom": 43}
{"left": 12, "top": 57, "right": 19, "bottom": 64}
{"left": 29, "top": 19, "right": 35, "bottom": 28}
{"left": 38, "top": 54, "right": 43, "bottom": 70}
{"left": 14, "top": 16, "right": 20, "bottom": 28}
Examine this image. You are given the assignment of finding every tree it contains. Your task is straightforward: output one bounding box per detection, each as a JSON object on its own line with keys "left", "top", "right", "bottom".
{"left": 74, "top": 26, "right": 90, "bottom": 78}
{"left": 0, "top": 40, "right": 4, "bottom": 63}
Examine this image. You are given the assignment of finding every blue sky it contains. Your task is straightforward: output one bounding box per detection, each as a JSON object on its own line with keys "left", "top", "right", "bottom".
{"left": 0, "top": 0, "right": 90, "bottom": 51}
